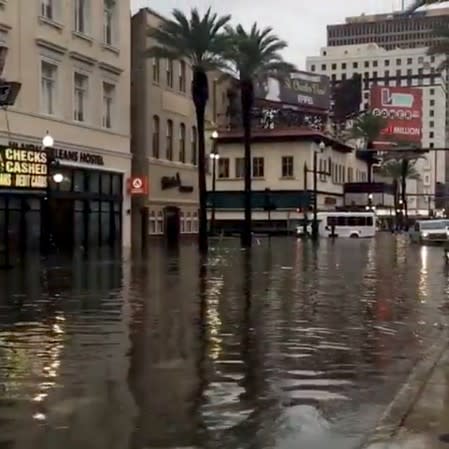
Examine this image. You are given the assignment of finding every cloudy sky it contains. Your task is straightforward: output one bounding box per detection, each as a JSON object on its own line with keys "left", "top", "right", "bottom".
{"left": 130, "top": 0, "right": 449, "bottom": 68}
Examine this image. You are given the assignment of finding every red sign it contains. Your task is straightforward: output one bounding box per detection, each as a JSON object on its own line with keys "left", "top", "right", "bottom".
{"left": 370, "top": 86, "right": 422, "bottom": 144}
{"left": 127, "top": 176, "right": 148, "bottom": 195}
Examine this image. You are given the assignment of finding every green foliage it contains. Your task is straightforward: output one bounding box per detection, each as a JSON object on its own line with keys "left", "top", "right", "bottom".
{"left": 379, "top": 159, "right": 421, "bottom": 181}
{"left": 350, "top": 112, "right": 388, "bottom": 145}
{"left": 146, "top": 8, "right": 231, "bottom": 72}
{"left": 224, "top": 23, "right": 296, "bottom": 84}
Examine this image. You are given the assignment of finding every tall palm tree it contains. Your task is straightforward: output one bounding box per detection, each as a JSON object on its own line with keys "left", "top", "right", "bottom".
{"left": 380, "top": 158, "right": 421, "bottom": 228}
{"left": 351, "top": 112, "right": 388, "bottom": 183}
{"left": 146, "top": 8, "right": 231, "bottom": 254}
{"left": 225, "top": 24, "right": 296, "bottom": 247}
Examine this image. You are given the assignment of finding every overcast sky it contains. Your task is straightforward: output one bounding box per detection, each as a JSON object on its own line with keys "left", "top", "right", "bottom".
{"left": 130, "top": 0, "right": 449, "bottom": 68}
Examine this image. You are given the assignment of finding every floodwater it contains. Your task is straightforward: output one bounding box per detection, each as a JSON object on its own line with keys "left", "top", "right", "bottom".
{"left": 0, "top": 235, "right": 448, "bottom": 449}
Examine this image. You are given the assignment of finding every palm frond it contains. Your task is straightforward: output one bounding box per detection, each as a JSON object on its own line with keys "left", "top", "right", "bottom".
{"left": 351, "top": 113, "right": 388, "bottom": 143}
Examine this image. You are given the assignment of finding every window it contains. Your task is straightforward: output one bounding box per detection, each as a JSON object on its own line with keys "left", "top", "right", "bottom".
{"left": 41, "top": 61, "right": 57, "bottom": 115}
{"left": 179, "top": 123, "right": 186, "bottom": 162}
{"left": 429, "top": 121, "right": 434, "bottom": 128}
{"left": 152, "top": 115, "right": 160, "bottom": 158}
{"left": 253, "top": 157, "right": 264, "bottom": 178}
{"left": 430, "top": 109, "right": 434, "bottom": 117}
{"left": 74, "top": 0, "right": 88, "bottom": 34}
{"left": 310, "top": 64, "right": 316, "bottom": 72}
{"left": 430, "top": 88, "right": 435, "bottom": 95}
{"left": 74, "top": 72, "right": 88, "bottom": 122}
{"left": 418, "top": 56, "right": 424, "bottom": 64}
{"left": 281, "top": 156, "right": 294, "bottom": 178}
{"left": 191, "top": 126, "right": 197, "bottom": 165}
{"left": 166, "top": 59, "right": 174, "bottom": 88}
{"left": 396, "top": 58, "right": 402, "bottom": 65}
{"left": 331, "top": 63, "right": 337, "bottom": 70}
{"left": 218, "top": 158, "right": 230, "bottom": 178}
{"left": 157, "top": 211, "right": 164, "bottom": 234}
{"left": 430, "top": 99, "right": 435, "bottom": 106}
{"left": 407, "top": 57, "right": 413, "bottom": 65}
{"left": 179, "top": 60, "right": 186, "bottom": 92}
{"left": 429, "top": 131, "right": 434, "bottom": 138}
{"left": 321, "top": 63, "right": 326, "bottom": 70}
{"left": 342, "top": 62, "right": 347, "bottom": 69}
{"left": 384, "top": 70, "right": 390, "bottom": 79}
{"left": 384, "top": 59, "right": 390, "bottom": 66}
{"left": 347, "top": 167, "right": 353, "bottom": 183}
{"left": 373, "top": 60, "right": 378, "bottom": 67}
{"left": 103, "top": 0, "right": 115, "bottom": 45}
{"left": 235, "top": 157, "right": 245, "bottom": 178}
{"left": 41, "top": 0, "right": 54, "bottom": 19}
{"left": 364, "top": 61, "right": 369, "bottom": 68}
{"left": 153, "top": 58, "right": 160, "bottom": 83}
{"left": 353, "top": 62, "right": 358, "bottom": 68}
{"left": 166, "top": 120, "right": 173, "bottom": 160}
{"left": 102, "top": 82, "right": 115, "bottom": 129}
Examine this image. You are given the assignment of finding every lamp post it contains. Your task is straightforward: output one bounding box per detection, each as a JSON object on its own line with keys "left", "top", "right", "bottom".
{"left": 42, "top": 132, "right": 63, "bottom": 252}
{"left": 210, "top": 131, "right": 219, "bottom": 236}
{"left": 312, "top": 141, "right": 326, "bottom": 241}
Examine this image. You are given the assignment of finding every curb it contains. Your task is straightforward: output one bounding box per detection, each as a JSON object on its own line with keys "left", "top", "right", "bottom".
{"left": 358, "top": 329, "right": 449, "bottom": 449}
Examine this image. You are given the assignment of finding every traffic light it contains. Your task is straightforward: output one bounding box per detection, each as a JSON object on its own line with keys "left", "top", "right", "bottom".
{"left": 308, "top": 191, "right": 315, "bottom": 210}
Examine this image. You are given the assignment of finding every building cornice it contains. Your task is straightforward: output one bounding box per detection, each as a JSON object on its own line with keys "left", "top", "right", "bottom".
{"left": 69, "top": 51, "right": 97, "bottom": 66}
{"left": 99, "top": 61, "right": 123, "bottom": 75}
{"left": 35, "top": 38, "right": 67, "bottom": 55}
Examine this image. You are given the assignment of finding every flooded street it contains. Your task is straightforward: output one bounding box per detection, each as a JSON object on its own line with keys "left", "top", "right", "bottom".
{"left": 1, "top": 234, "right": 449, "bottom": 449}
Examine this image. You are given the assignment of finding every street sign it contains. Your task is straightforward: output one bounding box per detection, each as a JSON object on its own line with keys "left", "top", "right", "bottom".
{"left": 127, "top": 176, "right": 148, "bottom": 195}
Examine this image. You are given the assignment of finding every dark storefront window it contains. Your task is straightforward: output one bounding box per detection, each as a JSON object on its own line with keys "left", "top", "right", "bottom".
{"left": 89, "top": 172, "right": 100, "bottom": 193}
{"left": 112, "top": 174, "right": 121, "bottom": 195}
{"left": 74, "top": 170, "right": 85, "bottom": 192}
{"left": 101, "top": 173, "right": 112, "bottom": 195}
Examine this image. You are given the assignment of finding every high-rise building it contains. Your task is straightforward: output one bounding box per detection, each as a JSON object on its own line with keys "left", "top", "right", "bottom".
{"left": 327, "top": 8, "right": 449, "bottom": 50}
{"left": 0, "top": 0, "right": 131, "bottom": 254}
{"left": 307, "top": 43, "right": 447, "bottom": 215}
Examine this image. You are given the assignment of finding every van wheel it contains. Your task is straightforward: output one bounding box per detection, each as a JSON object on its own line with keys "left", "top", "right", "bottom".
{"left": 350, "top": 233, "right": 359, "bottom": 239}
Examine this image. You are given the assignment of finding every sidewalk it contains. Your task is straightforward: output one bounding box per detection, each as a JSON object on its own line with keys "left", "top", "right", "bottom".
{"left": 364, "top": 340, "right": 449, "bottom": 449}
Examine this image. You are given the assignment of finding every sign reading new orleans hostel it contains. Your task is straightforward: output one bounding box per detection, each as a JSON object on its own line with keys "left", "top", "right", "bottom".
{"left": 0, "top": 147, "right": 48, "bottom": 188}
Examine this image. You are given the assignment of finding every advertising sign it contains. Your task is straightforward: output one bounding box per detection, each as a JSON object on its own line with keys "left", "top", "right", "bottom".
{"left": 255, "top": 71, "right": 330, "bottom": 111}
{"left": 370, "top": 86, "right": 422, "bottom": 143}
{"left": 0, "top": 147, "right": 48, "bottom": 189}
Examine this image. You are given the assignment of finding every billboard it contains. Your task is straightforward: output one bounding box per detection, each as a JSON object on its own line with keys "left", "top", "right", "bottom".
{"left": 370, "top": 86, "right": 422, "bottom": 144}
{"left": 255, "top": 71, "right": 330, "bottom": 111}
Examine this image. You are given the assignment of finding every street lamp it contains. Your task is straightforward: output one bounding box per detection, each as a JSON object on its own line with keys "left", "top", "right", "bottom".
{"left": 42, "top": 132, "right": 63, "bottom": 252}
{"left": 210, "top": 131, "right": 220, "bottom": 235}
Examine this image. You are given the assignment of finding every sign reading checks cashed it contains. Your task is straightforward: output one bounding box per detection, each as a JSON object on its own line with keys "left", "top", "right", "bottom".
{"left": 0, "top": 148, "right": 48, "bottom": 188}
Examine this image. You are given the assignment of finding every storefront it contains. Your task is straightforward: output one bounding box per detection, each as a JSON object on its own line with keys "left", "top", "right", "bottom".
{"left": 0, "top": 143, "right": 125, "bottom": 256}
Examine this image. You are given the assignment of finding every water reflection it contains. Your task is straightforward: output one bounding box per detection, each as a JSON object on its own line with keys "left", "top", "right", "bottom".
{"left": 0, "top": 238, "right": 447, "bottom": 449}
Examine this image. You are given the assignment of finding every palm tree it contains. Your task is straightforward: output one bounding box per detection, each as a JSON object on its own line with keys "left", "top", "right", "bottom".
{"left": 225, "top": 24, "right": 296, "bottom": 247}
{"left": 380, "top": 158, "right": 421, "bottom": 229}
{"left": 351, "top": 112, "right": 388, "bottom": 183}
{"left": 146, "top": 8, "right": 231, "bottom": 254}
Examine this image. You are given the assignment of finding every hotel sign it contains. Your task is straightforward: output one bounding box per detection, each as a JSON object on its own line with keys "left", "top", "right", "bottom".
{"left": 0, "top": 148, "right": 48, "bottom": 189}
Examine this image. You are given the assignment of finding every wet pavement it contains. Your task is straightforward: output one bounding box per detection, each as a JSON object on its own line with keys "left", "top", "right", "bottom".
{"left": 0, "top": 234, "right": 449, "bottom": 449}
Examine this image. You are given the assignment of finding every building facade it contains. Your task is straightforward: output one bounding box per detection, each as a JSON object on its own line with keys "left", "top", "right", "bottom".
{"left": 0, "top": 0, "right": 131, "bottom": 255}
{"left": 208, "top": 128, "right": 368, "bottom": 233}
{"left": 131, "top": 7, "right": 229, "bottom": 244}
{"left": 327, "top": 8, "right": 449, "bottom": 50}
{"left": 306, "top": 43, "right": 447, "bottom": 215}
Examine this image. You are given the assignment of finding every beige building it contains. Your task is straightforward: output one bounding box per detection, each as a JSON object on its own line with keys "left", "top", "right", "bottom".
{"left": 0, "top": 0, "right": 131, "bottom": 252}
{"left": 209, "top": 128, "right": 369, "bottom": 232}
{"left": 131, "top": 7, "right": 228, "bottom": 244}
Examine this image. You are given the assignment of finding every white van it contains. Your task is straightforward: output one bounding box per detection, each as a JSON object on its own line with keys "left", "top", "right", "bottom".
{"left": 410, "top": 220, "right": 449, "bottom": 244}
{"left": 296, "top": 212, "right": 376, "bottom": 238}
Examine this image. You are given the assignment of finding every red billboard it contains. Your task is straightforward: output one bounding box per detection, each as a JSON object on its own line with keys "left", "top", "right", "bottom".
{"left": 370, "top": 86, "right": 422, "bottom": 144}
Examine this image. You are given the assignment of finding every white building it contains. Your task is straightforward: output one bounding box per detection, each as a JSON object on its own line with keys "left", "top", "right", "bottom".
{"left": 306, "top": 43, "right": 447, "bottom": 214}
{"left": 208, "top": 128, "right": 368, "bottom": 233}
{"left": 0, "top": 0, "right": 131, "bottom": 252}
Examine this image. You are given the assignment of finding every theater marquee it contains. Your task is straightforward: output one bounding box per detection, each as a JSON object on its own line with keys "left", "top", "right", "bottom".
{"left": 0, "top": 147, "right": 48, "bottom": 189}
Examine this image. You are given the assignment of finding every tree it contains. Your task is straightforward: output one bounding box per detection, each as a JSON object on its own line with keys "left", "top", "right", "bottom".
{"left": 350, "top": 112, "right": 388, "bottom": 183}
{"left": 146, "top": 8, "right": 231, "bottom": 253}
{"left": 380, "top": 157, "right": 421, "bottom": 229}
{"left": 225, "top": 23, "right": 295, "bottom": 247}
{"left": 406, "top": 0, "right": 445, "bottom": 12}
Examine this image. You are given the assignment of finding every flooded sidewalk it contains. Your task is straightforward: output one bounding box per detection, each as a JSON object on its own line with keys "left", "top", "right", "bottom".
{"left": 364, "top": 341, "right": 449, "bottom": 449}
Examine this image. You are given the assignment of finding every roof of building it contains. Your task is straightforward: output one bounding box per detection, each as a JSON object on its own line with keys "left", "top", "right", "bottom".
{"left": 215, "top": 127, "right": 354, "bottom": 153}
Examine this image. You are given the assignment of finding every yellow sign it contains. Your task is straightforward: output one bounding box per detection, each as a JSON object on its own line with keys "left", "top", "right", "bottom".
{"left": 0, "top": 148, "right": 48, "bottom": 189}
